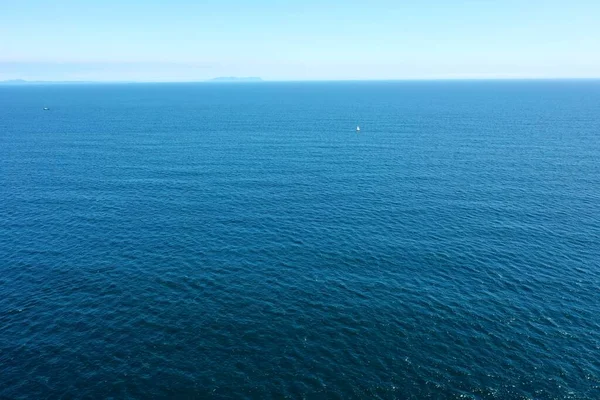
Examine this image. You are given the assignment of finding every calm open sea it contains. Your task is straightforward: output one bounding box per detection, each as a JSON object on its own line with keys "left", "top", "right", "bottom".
{"left": 1, "top": 81, "right": 599, "bottom": 399}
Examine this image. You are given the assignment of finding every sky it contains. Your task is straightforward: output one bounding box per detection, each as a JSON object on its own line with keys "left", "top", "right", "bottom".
{"left": 1, "top": 0, "right": 599, "bottom": 81}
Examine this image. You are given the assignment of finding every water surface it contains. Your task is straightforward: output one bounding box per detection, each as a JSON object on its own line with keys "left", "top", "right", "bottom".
{"left": 1, "top": 81, "right": 599, "bottom": 398}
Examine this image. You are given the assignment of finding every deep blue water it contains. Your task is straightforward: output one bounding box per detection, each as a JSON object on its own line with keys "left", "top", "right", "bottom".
{"left": 1, "top": 81, "right": 599, "bottom": 399}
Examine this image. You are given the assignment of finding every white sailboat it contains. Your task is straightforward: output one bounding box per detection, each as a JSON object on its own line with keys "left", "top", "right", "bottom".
{"left": 356, "top": 125, "right": 361, "bottom": 132}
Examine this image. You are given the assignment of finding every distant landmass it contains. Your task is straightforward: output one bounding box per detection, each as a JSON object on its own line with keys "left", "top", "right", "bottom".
{"left": 0, "top": 79, "right": 32, "bottom": 85}
{"left": 0, "top": 79, "right": 98, "bottom": 85}
{"left": 1, "top": 78, "right": 264, "bottom": 84}
{"left": 207, "top": 77, "right": 263, "bottom": 83}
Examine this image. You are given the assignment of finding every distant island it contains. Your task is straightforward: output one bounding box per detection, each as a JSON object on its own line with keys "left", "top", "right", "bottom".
{"left": 0, "top": 79, "right": 33, "bottom": 85}
{"left": 207, "top": 77, "right": 263, "bottom": 83}
{"left": 0, "top": 78, "right": 265, "bottom": 84}
{"left": 0, "top": 79, "right": 98, "bottom": 85}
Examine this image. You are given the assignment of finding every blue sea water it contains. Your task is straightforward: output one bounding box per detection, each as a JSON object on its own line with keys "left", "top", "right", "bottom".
{"left": 0, "top": 81, "right": 599, "bottom": 399}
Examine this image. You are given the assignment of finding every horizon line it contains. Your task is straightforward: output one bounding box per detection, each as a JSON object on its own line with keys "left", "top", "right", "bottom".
{"left": 2, "top": 77, "right": 600, "bottom": 84}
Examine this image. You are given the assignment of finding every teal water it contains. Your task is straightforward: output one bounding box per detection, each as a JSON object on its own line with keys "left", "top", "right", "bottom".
{"left": 1, "top": 81, "right": 599, "bottom": 399}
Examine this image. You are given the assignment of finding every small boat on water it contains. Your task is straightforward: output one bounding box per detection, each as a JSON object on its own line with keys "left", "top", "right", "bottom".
{"left": 356, "top": 125, "right": 361, "bottom": 132}
{"left": 43, "top": 107, "right": 49, "bottom": 111}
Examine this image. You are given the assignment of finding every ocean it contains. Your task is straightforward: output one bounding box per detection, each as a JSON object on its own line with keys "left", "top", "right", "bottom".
{"left": 1, "top": 81, "right": 599, "bottom": 399}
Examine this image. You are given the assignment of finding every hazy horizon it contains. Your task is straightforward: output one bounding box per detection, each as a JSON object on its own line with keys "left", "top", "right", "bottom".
{"left": 2, "top": 76, "right": 600, "bottom": 84}
{"left": 2, "top": 1, "right": 600, "bottom": 81}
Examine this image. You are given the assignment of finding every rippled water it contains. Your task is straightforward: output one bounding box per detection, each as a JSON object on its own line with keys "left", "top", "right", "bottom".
{"left": 1, "top": 81, "right": 599, "bottom": 399}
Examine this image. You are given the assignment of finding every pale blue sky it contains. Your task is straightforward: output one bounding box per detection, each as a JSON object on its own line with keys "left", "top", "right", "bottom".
{"left": 1, "top": 0, "right": 599, "bottom": 81}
